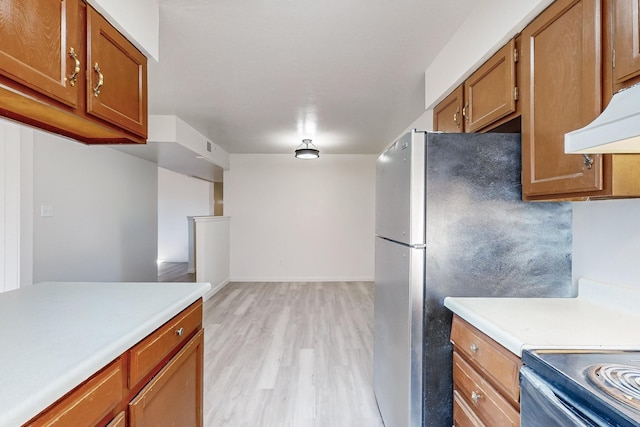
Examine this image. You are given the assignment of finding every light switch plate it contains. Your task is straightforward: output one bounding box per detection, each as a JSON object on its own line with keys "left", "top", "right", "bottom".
{"left": 40, "top": 205, "right": 53, "bottom": 217}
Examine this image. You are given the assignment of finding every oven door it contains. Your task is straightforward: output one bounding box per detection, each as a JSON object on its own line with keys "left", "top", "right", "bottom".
{"left": 520, "top": 367, "right": 605, "bottom": 427}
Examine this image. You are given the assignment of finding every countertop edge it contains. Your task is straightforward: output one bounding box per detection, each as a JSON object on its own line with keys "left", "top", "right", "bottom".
{"left": 444, "top": 297, "right": 525, "bottom": 356}
{"left": 2, "top": 282, "right": 211, "bottom": 427}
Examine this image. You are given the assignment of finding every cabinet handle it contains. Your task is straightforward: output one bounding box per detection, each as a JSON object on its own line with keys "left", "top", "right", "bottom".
{"left": 68, "top": 47, "right": 80, "bottom": 87}
{"left": 471, "top": 390, "right": 481, "bottom": 404}
{"left": 469, "top": 343, "right": 479, "bottom": 353}
{"left": 582, "top": 154, "right": 594, "bottom": 170}
{"left": 453, "top": 107, "right": 460, "bottom": 128}
{"left": 93, "top": 63, "right": 104, "bottom": 97}
{"left": 175, "top": 327, "right": 184, "bottom": 336}
{"left": 463, "top": 104, "right": 469, "bottom": 123}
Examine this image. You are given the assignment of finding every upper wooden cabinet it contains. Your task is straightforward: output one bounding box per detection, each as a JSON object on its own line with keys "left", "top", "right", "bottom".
{"left": 612, "top": 0, "right": 640, "bottom": 88}
{"left": 86, "top": 7, "right": 147, "bottom": 138}
{"left": 433, "top": 39, "right": 519, "bottom": 133}
{"left": 433, "top": 85, "right": 464, "bottom": 132}
{"left": 0, "top": 0, "right": 147, "bottom": 144}
{"left": 521, "top": 0, "right": 640, "bottom": 200}
{"left": 0, "top": 0, "right": 81, "bottom": 108}
{"left": 463, "top": 39, "right": 518, "bottom": 133}
{"left": 520, "top": 0, "right": 604, "bottom": 199}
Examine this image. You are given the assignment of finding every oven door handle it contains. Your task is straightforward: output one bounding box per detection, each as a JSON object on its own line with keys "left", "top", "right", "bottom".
{"left": 520, "top": 367, "right": 594, "bottom": 427}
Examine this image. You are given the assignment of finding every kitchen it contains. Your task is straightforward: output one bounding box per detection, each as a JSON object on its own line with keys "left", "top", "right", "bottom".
{"left": 2, "top": 0, "right": 640, "bottom": 426}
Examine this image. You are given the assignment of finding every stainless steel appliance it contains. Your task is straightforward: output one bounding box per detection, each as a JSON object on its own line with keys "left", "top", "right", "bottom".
{"left": 374, "top": 130, "right": 573, "bottom": 427}
{"left": 521, "top": 350, "right": 640, "bottom": 426}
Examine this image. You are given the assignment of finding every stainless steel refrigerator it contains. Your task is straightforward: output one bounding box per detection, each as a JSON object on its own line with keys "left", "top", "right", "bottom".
{"left": 373, "top": 130, "right": 573, "bottom": 427}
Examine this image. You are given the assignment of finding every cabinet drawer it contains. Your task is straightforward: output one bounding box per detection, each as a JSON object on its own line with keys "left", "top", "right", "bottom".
{"left": 454, "top": 390, "right": 486, "bottom": 427}
{"left": 26, "top": 359, "right": 123, "bottom": 427}
{"left": 129, "top": 299, "right": 202, "bottom": 388}
{"left": 106, "top": 411, "right": 126, "bottom": 427}
{"left": 451, "top": 315, "right": 521, "bottom": 403}
{"left": 130, "top": 329, "right": 204, "bottom": 427}
{"left": 453, "top": 352, "right": 519, "bottom": 427}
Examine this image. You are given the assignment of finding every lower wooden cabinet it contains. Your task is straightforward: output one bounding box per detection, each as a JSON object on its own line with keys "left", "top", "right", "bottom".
{"left": 129, "top": 330, "right": 204, "bottom": 427}
{"left": 25, "top": 360, "right": 124, "bottom": 427}
{"left": 23, "top": 299, "right": 204, "bottom": 427}
{"left": 450, "top": 315, "right": 521, "bottom": 427}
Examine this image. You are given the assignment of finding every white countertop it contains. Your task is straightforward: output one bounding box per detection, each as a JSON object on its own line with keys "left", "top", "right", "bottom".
{"left": 0, "top": 281, "right": 211, "bottom": 427}
{"left": 444, "top": 278, "right": 640, "bottom": 357}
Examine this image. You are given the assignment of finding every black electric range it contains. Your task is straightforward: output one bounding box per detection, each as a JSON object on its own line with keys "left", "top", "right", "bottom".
{"left": 521, "top": 349, "right": 640, "bottom": 427}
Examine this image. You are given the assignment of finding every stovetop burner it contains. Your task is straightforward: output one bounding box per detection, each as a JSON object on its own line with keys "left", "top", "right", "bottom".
{"left": 586, "top": 364, "right": 640, "bottom": 412}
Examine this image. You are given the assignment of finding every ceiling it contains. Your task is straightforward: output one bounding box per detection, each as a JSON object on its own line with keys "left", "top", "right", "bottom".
{"left": 148, "top": 0, "right": 476, "bottom": 156}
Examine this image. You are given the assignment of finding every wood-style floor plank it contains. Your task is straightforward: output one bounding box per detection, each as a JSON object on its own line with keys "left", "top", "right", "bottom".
{"left": 202, "top": 282, "right": 383, "bottom": 427}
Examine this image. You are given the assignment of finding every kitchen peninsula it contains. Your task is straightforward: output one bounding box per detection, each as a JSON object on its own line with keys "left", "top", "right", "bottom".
{"left": 0, "top": 281, "right": 210, "bottom": 427}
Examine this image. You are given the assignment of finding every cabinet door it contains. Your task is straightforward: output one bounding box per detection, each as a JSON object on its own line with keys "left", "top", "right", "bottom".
{"left": 521, "top": 0, "right": 603, "bottom": 198}
{"left": 0, "top": 0, "right": 80, "bottom": 107}
{"left": 613, "top": 0, "right": 640, "bottom": 85}
{"left": 86, "top": 7, "right": 147, "bottom": 138}
{"left": 129, "top": 330, "right": 204, "bottom": 427}
{"left": 433, "top": 85, "right": 464, "bottom": 132}
{"left": 464, "top": 39, "right": 517, "bottom": 132}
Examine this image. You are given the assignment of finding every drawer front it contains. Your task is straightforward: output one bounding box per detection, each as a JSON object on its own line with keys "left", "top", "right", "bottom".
{"left": 129, "top": 299, "right": 202, "bottom": 388}
{"left": 26, "top": 359, "right": 123, "bottom": 427}
{"left": 106, "top": 411, "right": 126, "bottom": 427}
{"left": 453, "top": 352, "right": 519, "bottom": 427}
{"left": 454, "top": 390, "right": 486, "bottom": 427}
{"left": 451, "top": 315, "right": 521, "bottom": 403}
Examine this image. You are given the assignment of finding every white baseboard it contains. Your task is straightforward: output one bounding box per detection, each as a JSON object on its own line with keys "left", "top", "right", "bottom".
{"left": 228, "top": 276, "right": 375, "bottom": 283}
{"left": 203, "top": 278, "right": 231, "bottom": 301}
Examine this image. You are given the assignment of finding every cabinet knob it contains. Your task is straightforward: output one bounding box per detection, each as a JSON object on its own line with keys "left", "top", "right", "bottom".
{"left": 68, "top": 47, "right": 80, "bottom": 87}
{"left": 175, "top": 327, "right": 184, "bottom": 337}
{"left": 470, "top": 343, "right": 479, "bottom": 353}
{"left": 93, "top": 63, "right": 104, "bottom": 97}
{"left": 471, "top": 390, "right": 481, "bottom": 404}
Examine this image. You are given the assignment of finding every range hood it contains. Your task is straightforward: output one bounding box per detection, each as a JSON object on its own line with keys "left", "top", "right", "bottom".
{"left": 565, "top": 84, "right": 640, "bottom": 154}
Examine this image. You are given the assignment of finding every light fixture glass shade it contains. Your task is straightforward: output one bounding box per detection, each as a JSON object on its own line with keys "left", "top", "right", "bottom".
{"left": 295, "top": 139, "right": 320, "bottom": 159}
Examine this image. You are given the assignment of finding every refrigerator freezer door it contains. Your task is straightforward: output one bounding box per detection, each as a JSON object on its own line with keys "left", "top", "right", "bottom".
{"left": 374, "top": 236, "right": 424, "bottom": 427}
{"left": 375, "top": 130, "right": 426, "bottom": 246}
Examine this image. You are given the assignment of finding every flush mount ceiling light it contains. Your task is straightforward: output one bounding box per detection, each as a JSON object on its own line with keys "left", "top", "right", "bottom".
{"left": 294, "top": 139, "right": 320, "bottom": 159}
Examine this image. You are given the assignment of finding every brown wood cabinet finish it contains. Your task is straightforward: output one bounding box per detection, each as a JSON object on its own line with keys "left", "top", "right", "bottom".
{"left": 451, "top": 316, "right": 521, "bottom": 404}
{"left": 0, "top": 0, "right": 81, "bottom": 107}
{"left": 453, "top": 352, "right": 519, "bottom": 427}
{"left": 433, "top": 85, "right": 464, "bottom": 132}
{"left": 0, "top": 1, "right": 146, "bottom": 144}
{"left": 25, "top": 359, "right": 124, "bottom": 427}
{"left": 613, "top": 0, "right": 640, "bottom": 87}
{"left": 129, "top": 299, "right": 202, "bottom": 388}
{"left": 453, "top": 390, "right": 486, "bottom": 427}
{"left": 86, "top": 7, "right": 147, "bottom": 138}
{"left": 520, "top": 0, "right": 603, "bottom": 199}
{"left": 450, "top": 315, "right": 521, "bottom": 427}
{"left": 105, "top": 412, "right": 125, "bottom": 427}
{"left": 24, "top": 300, "right": 204, "bottom": 427}
{"left": 129, "top": 330, "right": 204, "bottom": 427}
{"left": 464, "top": 39, "right": 518, "bottom": 133}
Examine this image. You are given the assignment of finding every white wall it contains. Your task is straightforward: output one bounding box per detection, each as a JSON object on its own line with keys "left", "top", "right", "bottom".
{"left": 572, "top": 199, "right": 640, "bottom": 288}
{"left": 158, "top": 167, "right": 212, "bottom": 262}
{"left": 194, "top": 216, "right": 230, "bottom": 298}
{"left": 33, "top": 131, "right": 158, "bottom": 283}
{"left": 87, "top": 0, "right": 159, "bottom": 61}
{"left": 225, "top": 154, "right": 376, "bottom": 282}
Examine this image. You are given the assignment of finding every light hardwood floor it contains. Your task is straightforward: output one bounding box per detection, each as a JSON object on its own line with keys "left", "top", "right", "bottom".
{"left": 202, "top": 282, "right": 384, "bottom": 427}
{"left": 157, "top": 262, "right": 195, "bottom": 282}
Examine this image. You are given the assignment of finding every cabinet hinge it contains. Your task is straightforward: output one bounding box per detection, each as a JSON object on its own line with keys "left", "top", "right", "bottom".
{"left": 514, "top": 48, "right": 519, "bottom": 63}
{"left": 514, "top": 86, "right": 519, "bottom": 101}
